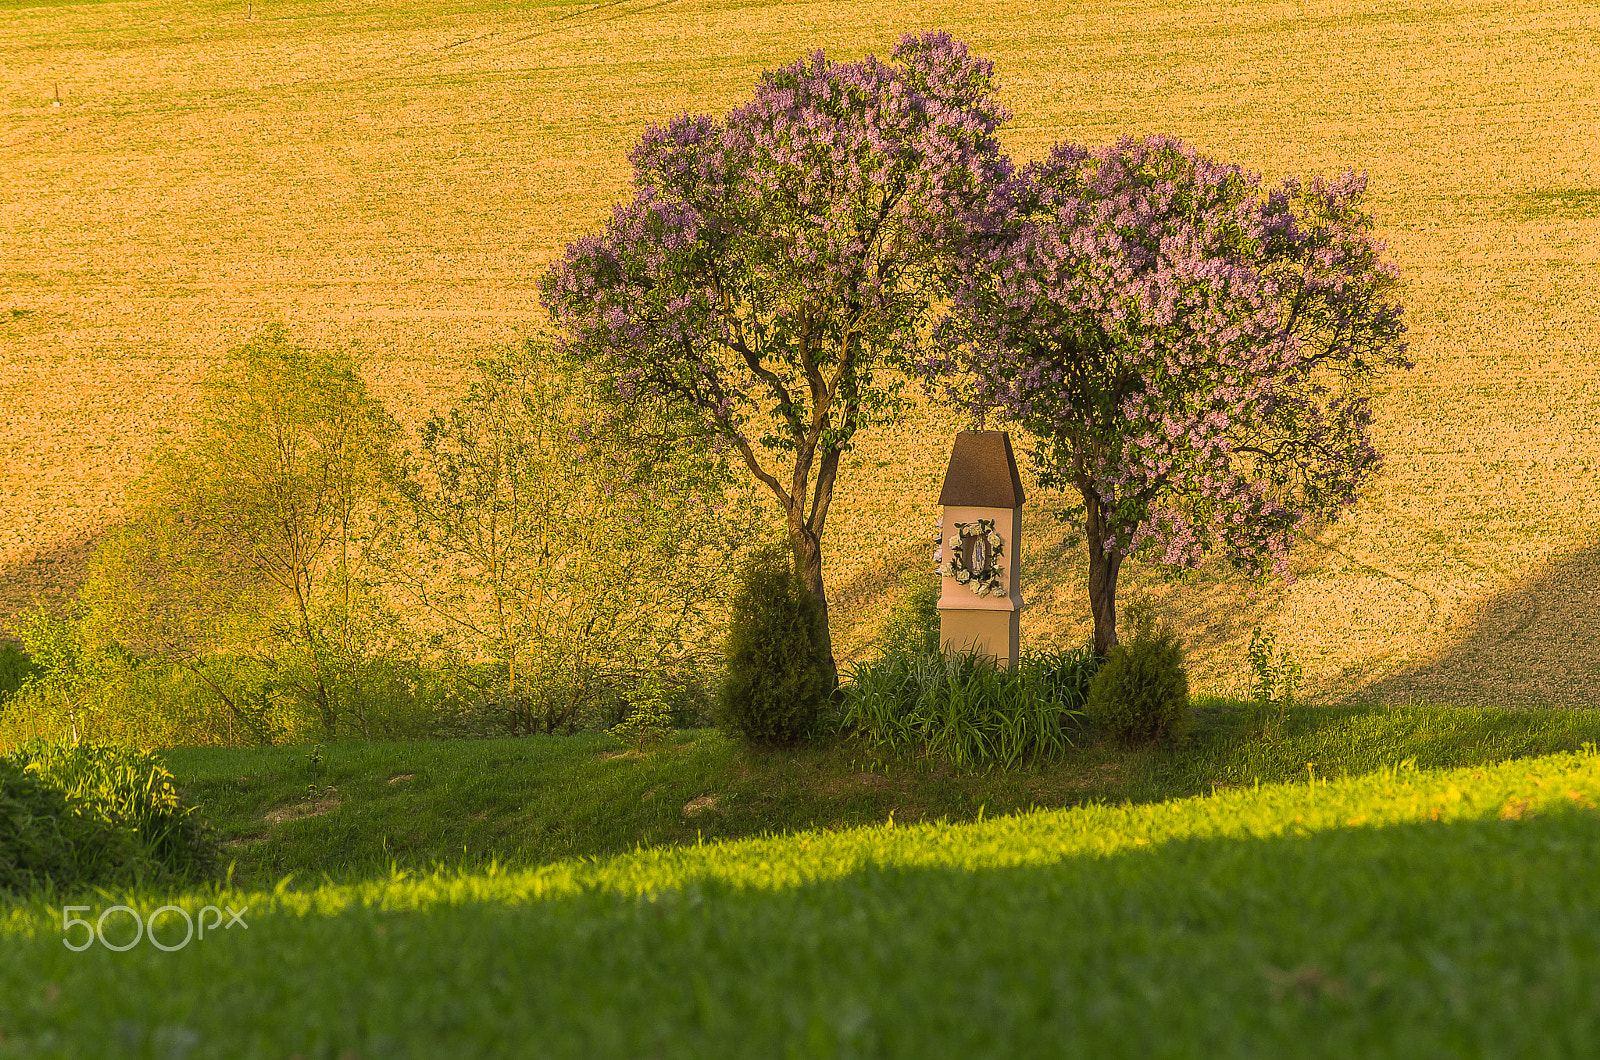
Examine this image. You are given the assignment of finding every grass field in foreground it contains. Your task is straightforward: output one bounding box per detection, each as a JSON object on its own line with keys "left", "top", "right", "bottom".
{"left": 156, "top": 700, "right": 1600, "bottom": 886}
{"left": 2, "top": 748, "right": 1599, "bottom": 1058}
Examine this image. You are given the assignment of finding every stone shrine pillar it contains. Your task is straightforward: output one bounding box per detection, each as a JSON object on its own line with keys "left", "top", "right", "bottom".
{"left": 935, "top": 431, "right": 1025, "bottom": 670}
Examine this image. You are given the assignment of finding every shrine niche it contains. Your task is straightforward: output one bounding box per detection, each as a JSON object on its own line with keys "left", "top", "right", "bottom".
{"left": 934, "top": 430, "right": 1025, "bottom": 669}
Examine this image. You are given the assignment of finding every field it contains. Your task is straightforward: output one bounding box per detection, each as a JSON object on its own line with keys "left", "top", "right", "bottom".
{"left": 3, "top": 739, "right": 1599, "bottom": 1057}
{"left": 2, "top": 0, "right": 1597, "bottom": 704}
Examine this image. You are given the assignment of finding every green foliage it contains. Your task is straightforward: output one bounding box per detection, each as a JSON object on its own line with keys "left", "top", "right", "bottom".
{"left": 0, "top": 601, "right": 310, "bottom": 748}
{"left": 0, "top": 596, "right": 144, "bottom": 746}
{"left": 0, "top": 757, "right": 117, "bottom": 895}
{"left": 1247, "top": 626, "right": 1303, "bottom": 729}
{"left": 1085, "top": 601, "right": 1191, "bottom": 745}
{"left": 873, "top": 569, "right": 941, "bottom": 658}
{"left": 380, "top": 335, "right": 763, "bottom": 738}
{"left": 720, "top": 544, "right": 827, "bottom": 746}
{"left": 1, "top": 328, "right": 759, "bottom": 749}
{"left": 841, "top": 647, "right": 1088, "bottom": 770}
{"left": 0, "top": 640, "right": 41, "bottom": 706}
{"left": 607, "top": 679, "right": 676, "bottom": 751}
{"left": 0, "top": 741, "right": 218, "bottom": 894}
{"left": 64, "top": 323, "right": 412, "bottom": 742}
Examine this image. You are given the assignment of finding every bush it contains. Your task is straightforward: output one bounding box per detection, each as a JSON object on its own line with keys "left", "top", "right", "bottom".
{"left": 719, "top": 544, "right": 828, "bottom": 745}
{"left": 841, "top": 647, "right": 1087, "bottom": 770}
{"left": 0, "top": 758, "right": 120, "bottom": 895}
{"left": 3, "top": 740, "right": 220, "bottom": 891}
{"left": 1084, "top": 601, "right": 1190, "bottom": 745}
{"left": 607, "top": 678, "right": 676, "bottom": 751}
{"left": 874, "top": 569, "right": 941, "bottom": 658}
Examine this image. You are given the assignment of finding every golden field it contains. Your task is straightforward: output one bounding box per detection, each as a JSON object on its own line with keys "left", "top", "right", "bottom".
{"left": 0, "top": 0, "right": 1596, "bottom": 706}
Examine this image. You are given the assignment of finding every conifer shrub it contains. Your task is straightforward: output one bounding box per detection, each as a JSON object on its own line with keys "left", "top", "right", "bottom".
{"left": 1084, "top": 600, "right": 1191, "bottom": 745}
{"left": 718, "top": 544, "right": 828, "bottom": 746}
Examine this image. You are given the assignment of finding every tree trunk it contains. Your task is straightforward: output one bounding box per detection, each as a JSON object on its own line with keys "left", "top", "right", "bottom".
{"left": 1082, "top": 482, "right": 1124, "bottom": 658}
{"left": 315, "top": 678, "right": 336, "bottom": 737}
{"left": 789, "top": 524, "right": 838, "bottom": 692}
{"left": 1087, "top": 546, "right": 1123, "bottom": 658}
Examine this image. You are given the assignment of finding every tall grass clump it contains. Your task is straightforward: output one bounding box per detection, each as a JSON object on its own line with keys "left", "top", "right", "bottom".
{"left": 1085, "top": 601, "right": 1190, "bottom": 745}
{"left": 719, "top": 544, "right": 829, "bottom": 746}
{"left": 841, "top": 646, "right": 1095, "bottom": 770}
{"left": 4, "top": 740, "right": 220, "bottom": 889}
{"left": 0, "top": 757, "right": 129, "bottom": 895}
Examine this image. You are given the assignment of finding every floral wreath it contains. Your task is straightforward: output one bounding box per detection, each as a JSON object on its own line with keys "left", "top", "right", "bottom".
{"left": 934, "top": 518, "right": 1006, "bottom": 597}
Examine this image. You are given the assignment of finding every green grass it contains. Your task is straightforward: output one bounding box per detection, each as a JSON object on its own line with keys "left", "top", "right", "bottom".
{"left": 159, "top": 699, "right": 1600, "bottom": 886}
{"left": 2, "top": 744, "right": 1598, "bottom": 1057}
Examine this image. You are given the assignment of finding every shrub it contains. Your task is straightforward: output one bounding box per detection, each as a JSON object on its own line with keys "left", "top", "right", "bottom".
{"left": 0, "top": 758, "right": 119, "bottom": 894}
{"left": 841, "top": 647, "right": 1085, "bottom": 770}
{"left": 1084, "top": 601, "right": 1190, "bottom": 745}
{"left": 1247, "top": 626, "right": 1304, "bottom": 729}
{"left": 874, "top": 569, "right": 941, "bottom": 658}
{"left": 5, "top": 740, "right": 221, "bottom": 887}
{"left": 719, "top": 544, "right": 828, "bottom": 745}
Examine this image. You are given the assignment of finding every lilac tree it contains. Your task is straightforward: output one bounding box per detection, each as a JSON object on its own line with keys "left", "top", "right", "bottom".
{"left": 540, "top": 32, "right": 1012, "bottom": 686}
{"left": 924, "top": 135, "right": 1411, "bottom": 655}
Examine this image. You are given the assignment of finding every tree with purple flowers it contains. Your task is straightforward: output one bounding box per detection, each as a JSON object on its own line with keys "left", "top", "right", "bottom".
{"left": 540, "top": 32, "right": 1012, "bottom": 687}
{"left": 923, "top": 135, "right": 1411, "bottom": 656}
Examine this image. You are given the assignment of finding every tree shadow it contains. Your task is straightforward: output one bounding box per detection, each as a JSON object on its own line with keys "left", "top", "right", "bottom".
{"left": 9, "top": 805, "right": 1599, "bottom": 1055}
{"left": 0, "top": 524, "right": 109, "bottom": 647}
{"left": 1347, "top": 538, "right": 1600, "bottom": 711}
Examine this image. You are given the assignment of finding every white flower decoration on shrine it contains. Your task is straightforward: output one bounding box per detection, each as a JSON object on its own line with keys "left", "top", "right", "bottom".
{"left": 935, "top": 518, "right": 1006, "bottom": 597}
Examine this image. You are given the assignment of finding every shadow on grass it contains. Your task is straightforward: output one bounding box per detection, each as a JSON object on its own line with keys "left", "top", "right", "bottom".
{"left": 158, "top": 693, "right": 1600, "bottom": 888}
{"left": 0, "top": 524, "right": 109, "bottom": 647}
{"left": 5, "top": 805, "right": 1598, "bottom": 1058}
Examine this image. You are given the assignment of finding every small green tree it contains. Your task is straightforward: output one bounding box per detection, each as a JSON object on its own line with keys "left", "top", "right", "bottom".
{"left": 719, "top": 544, "right": 828, "bottom": 746}
{"left": 1084, "top": 599, "right": 1190, "bottom": 745}
{"left": 607, "top": 678, "right": 676, "bottom": 752}
{"left": 1247, "top": 626, "right": 1303, "bottom": 731}
{"left": 79, "top": 323, "right": 411, "bottom": 739}
{"left": 377, "top": 335, "right": 762, "bottom": 735}
{"left": 874, "top": 568, "right": 941, "bottom": 660}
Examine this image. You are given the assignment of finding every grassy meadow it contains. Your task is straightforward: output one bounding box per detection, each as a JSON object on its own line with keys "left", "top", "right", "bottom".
{"left": 0, "top": 0, "right": 1597, "bottom": 705}
{"left": 165, "top": 701, "right": 1600, "bottom": 885}
{"left": 3, "top": 740, "right": 1599, "bottom": 1057}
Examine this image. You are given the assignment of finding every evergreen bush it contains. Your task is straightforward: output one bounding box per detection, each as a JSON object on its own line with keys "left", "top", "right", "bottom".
{"left": 719, "top": 544, "right": 828, "bottom": 745}
{"left": 1084, "top": 600, "right": 1191, "bottom": 745}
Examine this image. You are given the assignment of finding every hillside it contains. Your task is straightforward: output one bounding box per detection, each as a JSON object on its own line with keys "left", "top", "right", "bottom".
{"left": 1, "top": 0, "right": 1597, "bottom": 703}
